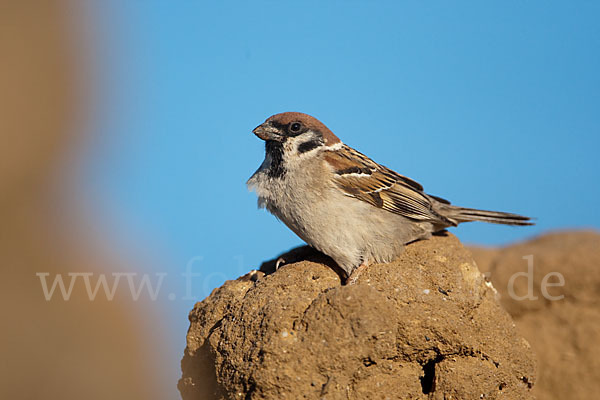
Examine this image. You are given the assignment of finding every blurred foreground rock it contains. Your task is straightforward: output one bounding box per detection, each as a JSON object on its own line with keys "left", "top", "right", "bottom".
{"left": 0, "top": 3, "right": 169, "bottom": 398}
{"left": 179, "top": 233, "right": 536, "bottom": 399}
{"left": 470, "top": 231, "right": 600, "bottom": 400}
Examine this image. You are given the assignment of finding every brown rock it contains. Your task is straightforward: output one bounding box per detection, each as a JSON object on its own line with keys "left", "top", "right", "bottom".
{"left": 180, "top": 233, "right": 536, "bottom": 399}
{"left": 470, "top": 231, "right": 600, "bottom": 400}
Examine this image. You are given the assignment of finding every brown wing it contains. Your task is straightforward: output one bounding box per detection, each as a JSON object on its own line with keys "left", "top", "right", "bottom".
{"left": 323, "top": 145, "right": 456, "bottom": 226}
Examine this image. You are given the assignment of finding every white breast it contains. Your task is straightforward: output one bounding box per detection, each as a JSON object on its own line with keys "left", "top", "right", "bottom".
{"left": 247, "top": 152, "right": 429, "bottom": 275}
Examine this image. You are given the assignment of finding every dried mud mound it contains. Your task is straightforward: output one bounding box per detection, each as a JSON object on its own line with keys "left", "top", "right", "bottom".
{"left": 470, "top": 231, "right": 600, "bottom": 400}
{"left": 179, "top": 234, "right": 536, "bottom": 399}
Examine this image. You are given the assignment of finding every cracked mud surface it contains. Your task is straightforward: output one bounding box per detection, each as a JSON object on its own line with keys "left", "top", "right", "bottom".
{"left": 179, "top": 233, "right": 536, "bottom": 399}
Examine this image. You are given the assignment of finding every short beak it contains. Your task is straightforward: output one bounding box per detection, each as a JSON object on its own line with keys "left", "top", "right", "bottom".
{"left": 253, "top": 122, "right": 281, "bottom": 141}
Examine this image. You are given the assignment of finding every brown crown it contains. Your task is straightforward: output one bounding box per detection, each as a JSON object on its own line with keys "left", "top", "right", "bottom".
{"left": 265, "top": 112, "right": 341, "bottom": 145}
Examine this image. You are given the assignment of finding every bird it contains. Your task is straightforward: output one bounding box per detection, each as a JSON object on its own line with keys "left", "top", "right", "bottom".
{"left": 247, "top": 112, "right": 532, "bottom": 283}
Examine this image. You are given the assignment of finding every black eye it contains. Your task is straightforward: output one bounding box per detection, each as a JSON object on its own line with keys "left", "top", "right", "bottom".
{"left": 289, "top": 122, "right": 303, "bottom": 133}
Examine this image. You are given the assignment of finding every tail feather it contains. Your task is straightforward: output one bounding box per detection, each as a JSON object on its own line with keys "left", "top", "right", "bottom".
{"left": 447, "top": 206, "right": 534, "bottom": 226}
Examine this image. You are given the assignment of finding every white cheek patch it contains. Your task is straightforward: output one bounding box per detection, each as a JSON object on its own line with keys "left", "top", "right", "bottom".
{"left": 284, "top": 131, "right": 324, "bottom": 159}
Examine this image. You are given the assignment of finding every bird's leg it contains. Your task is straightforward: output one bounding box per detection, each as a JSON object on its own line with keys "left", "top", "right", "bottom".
{"left": 275, "top": 257, "right": 286, "bottom": 270}
{"left": 346, "top": 261, "right": 369, "bottom": 285}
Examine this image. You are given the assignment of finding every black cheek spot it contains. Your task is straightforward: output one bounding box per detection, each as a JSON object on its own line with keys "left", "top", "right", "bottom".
{"left": 297, "top": 139, "right": 322, "bottom": 154}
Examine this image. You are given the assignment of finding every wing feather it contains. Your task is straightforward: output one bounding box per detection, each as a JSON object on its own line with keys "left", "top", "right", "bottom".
{"left": 324, "top": 145, "right": 455, "bottom": 226}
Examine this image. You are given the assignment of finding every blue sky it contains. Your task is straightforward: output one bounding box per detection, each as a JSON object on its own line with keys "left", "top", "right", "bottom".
{"left": 76, "top": 1, "right": 599, "bottom": 393}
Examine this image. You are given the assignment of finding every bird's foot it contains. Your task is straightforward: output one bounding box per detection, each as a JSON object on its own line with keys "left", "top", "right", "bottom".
{"left": 275, "top": 257, "right": 286, "bottom": 270}
{"left": 346, "top": 262, "right": 369, "bottom": 285}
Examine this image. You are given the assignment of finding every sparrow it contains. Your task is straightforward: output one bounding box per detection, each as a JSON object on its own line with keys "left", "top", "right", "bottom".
{"left": 247, "top": 112, "right": 532, "bottom": 283}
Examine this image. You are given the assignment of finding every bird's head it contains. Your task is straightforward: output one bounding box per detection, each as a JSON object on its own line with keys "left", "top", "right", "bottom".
{"left": 253, "top": 112, "right": 341, "bottom": 156}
